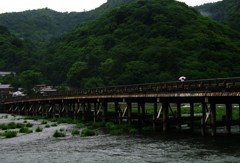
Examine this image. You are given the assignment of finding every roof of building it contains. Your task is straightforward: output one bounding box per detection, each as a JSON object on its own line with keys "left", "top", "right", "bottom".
{"left": 0, "top": 84, "right": 13, "bottom": 89}
{"left": 0, "top": 72, "right": 15, "bottom": 76}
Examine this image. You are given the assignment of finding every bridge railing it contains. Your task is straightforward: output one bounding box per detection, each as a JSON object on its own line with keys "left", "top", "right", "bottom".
{"left": 4, "top": 77, "right": 240, "bottom": 102}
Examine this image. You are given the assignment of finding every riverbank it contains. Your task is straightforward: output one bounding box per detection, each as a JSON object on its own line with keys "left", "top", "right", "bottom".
{"left": 0, "top": 114, "right": 78, "bottom": 143}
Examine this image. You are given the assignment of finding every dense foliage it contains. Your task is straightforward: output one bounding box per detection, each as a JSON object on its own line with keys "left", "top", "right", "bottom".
{"left": 43, "top": 0, "right": 240, "bottom": 88}
{"left": 0, "top": 0, "right": 136, "bottom": 48}
{"left": 196, "top": 0, "right": 240, "bottom": 32}
{"left": 1, "top": 0, "right": 240, "bottom": 92}
{"left": 0, "top": 26, "right": 38, "bottom": 73}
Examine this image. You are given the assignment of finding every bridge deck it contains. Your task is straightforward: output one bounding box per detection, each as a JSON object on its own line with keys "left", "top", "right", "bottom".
{"left": 2, "top": 77, "right": 240, "bottom": 136}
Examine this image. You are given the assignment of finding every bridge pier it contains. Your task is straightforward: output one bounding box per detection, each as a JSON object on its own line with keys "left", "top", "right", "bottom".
{"left": 190, "top": 103, "right": 194, "bottom": 131}
{"left": 201, "top": 102, "right": 207, "bottom": 136}
{"left": 162, "top": 103, "right": 169, "bottom": 132}
{"left": 226, "top": 103, "right": 232, "bottom": 135}
{"left": 139, "top": 102, "right": 145, "bottom": 125}
{"left": 127, "top": 102, "right": 132, "bottom": 125}
{"left": 153, "top": 102, "right": 158, "bottom": 131}
{"left": 102, "top": 101, "right": 107, "bottom": 122}
{"left": 176, "top": 103, "right": 181, "bottom": 130}
{"left": 210, "top": 103, "right": 216, "bottom": 136}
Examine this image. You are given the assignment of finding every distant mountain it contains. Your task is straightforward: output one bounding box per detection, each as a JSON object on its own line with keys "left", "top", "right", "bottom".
{"left": 196, "top": 0, "right": 240, "bottom": 32}
{"left": 43, "top": 0, "right": 240, "bottom": 87}
{"left": 0, "top": 0, "right": 136, "bottom": 47}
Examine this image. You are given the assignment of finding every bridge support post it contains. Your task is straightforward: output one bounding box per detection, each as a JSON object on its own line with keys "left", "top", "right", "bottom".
{"left": 190, "top": 103, "right": 194, "bottom": 131}
{"left": 24, "top": 104, "right": 28, "bottom": 116}
{"left": 76, "top": 102, "right": 80, "bottom": 119}
{"left": 114, "top": 102, "right": 119, "bottom": 123}
{"left": 153, "top": 102, "right": 158, "bottom": 131}
{"left": 226, "top": 103, "right": 232, "bottom": 135}
{"left": 239, "top": 104, "right": 240, "bottom": 132}
{"left": 41, "top": 104, "right": 44, "bottom": 117}
{"left": 93, "top": 102, "right": 97, "bottom": 123}
{"left": 86, "top": 103, "right": 91, "bottom": 120}
{"left": 141, "top": 102, "right": 145, "bottom": 125}
{"left": 82, "top": 103, "right": 86, "bottom": 121}
{"left": 102, "top": 102, "right": 107, "bottom": 122}
{"left": 72, "top": 103, "right": 76, "bottom": 120}
{"left": 162, "top": 103, "right": 169, "bottom": 132}
{"left": 177, "top": 103, "right": 181, "bottom": 130}
{"left": 210, "top": 103, "right": 216, "bottom": 136}
{"left": 201, "top": 102, "right": 207, "bottom": 136}
{"left": 127, "top": 102, "right": 132, "bottom": 125}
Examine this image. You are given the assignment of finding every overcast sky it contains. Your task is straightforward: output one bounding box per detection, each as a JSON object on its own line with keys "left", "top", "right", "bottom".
{"left": 0, "top": 0, "right": 222, "bottom": 14}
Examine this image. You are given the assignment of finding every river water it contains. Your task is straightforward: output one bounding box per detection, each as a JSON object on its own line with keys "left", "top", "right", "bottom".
{"left": 1, "top": 114, "right": 240, "bottom": 163}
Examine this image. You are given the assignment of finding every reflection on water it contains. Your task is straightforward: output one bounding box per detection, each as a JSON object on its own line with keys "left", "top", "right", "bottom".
{"left": 1, "top": 133, "right": 240, "bottom": 163}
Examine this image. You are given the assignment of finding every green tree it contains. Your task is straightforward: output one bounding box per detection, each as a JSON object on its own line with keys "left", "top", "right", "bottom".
{"left": 67, "top": 61, "right": 88, "bottom": 88}
{"left": 18, "top": 70, "right": 44, "bottom": 93}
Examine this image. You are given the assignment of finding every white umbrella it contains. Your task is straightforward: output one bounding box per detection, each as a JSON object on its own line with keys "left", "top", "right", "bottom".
{"left": 179, "top": 76, "right": 186, "bottom": 82}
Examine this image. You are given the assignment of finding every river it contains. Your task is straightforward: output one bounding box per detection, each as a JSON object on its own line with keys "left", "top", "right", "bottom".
{"left": 0, "top": 114, "right": 240, "bottom": 163}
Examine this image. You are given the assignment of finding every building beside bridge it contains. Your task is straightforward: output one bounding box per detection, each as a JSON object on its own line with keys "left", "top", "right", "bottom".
{"left": 0, "top": 84, "right": 13, "bottom": 100}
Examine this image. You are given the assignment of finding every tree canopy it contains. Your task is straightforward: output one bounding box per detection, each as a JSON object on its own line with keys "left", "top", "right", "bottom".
{"left": 43, "top": 0, "right": 240, "bottom": 88}
{"left": 1, "top": 0, "right": 240, "bottom": 92}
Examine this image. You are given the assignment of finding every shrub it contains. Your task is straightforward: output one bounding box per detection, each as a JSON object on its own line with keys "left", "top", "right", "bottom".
{"left": 109, "top": 129, "right": 124, "bottom": 135}
{"left": 129, "top": 128, "right": 138, "bottom": 135}
{"left": 26, "top": 123, "right": 33, "bottom": 127}
{"left": 0, "top": 124, "right": 8, "bottom": 130}
{"left": 41, "top": 121, "right": 48, "bottom": 124}
{"left": 3, "top": 130, "right": 17, "bottom": 138}
{"left": 7, "top": 122, "right": 17, "bottom": 129}
{"left": 106, "top": 122, "right": 117, "bottom": 130}
{"left": 71, "top": 129, "right": 80, "bottom": 136}
{"left": 75, "top": 123, "right": 85, "bottom": 129}
{"left": 19, "top": 127, "right": 32, "bottom": 133}
{"left": 16, "top": 123, "right": 25, "bottom": 128}
{"left": 81, "top": 128, "right": 95, "bottom": 137}
{"left": 141, "top": 126, "right": 154, "bottom": 135}
{"left": 52, "top": 117, "right": 75, "bottom": 124}
{"left": 45, "top": 125, "right": 50, "bottom": 128}
{"left": 92, "top": 122, "right": 106, "bottom": 128}
{"left": 53, "top": 130, "right": 66, "bottom": 137}
{"left": 36, "top": 127, "right": 43, "bottom": 132}
{"left": 51, "top": 123, "right": 58, "bottom": 127}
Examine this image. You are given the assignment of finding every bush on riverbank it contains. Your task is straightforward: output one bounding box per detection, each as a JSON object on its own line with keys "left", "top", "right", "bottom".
{"left": 0, "top": 130, "right": 17, "bottom": 138}
{"left": 72, "top": 129, "right": 80, "bottom": 136}
{"left": 19, "top": 127, "right": 32, "bottom": 133}
{"left": 53, "top": 129, "right": 66, "bottom": 137}
{"left": 92, "top": 121, "right": 140, "bottom": 136}
{"left": 81, "top": 128, "right": 95, "bottom": 137}
{"left": 141, "top": 126, "right": 155, "bottom": 135}
{"left": 0, "top": 122, "right": 26, "bottom": 130}
{"left": 75, "top": 123, "right": 85, "bottom": 129}
{"left": 36, "top": 126, "right": 43, "bottom": 132}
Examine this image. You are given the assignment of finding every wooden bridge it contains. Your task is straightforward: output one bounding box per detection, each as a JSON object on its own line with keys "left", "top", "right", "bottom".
{"left": 2, "top": 77, "right": 240, "bottom": 136}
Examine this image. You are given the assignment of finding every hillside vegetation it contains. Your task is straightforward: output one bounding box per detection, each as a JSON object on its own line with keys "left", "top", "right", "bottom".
{"left": 196, "top": 0, "right": 240, "bottom": 32}
{"left": 0, "top": 0, "right": 136, "bottom": 48}
{"left": 0, "top": 26, "right": 38, "bottom": 73}
{"left": 1, "top": 0, "right": 240, "bottom": 92}
{"left": 42, "top": 0, "right": 240, "bottom": 88}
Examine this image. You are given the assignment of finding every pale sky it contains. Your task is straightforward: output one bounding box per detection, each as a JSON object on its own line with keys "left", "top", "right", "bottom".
{"left": 0, "top": 0, "right": 222, "bottom": 14}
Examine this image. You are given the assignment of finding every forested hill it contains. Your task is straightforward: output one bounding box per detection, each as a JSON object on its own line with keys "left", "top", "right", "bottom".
{"left": 196, "top": 0, "right": 240, "bottom": 32}
{"left": 43, "top": 0, "right": 240, "bottom": 88}
{"left": 0, "top": 26, "right": 38, "bottom": 73}
{"left": 0, "top": 0, "right": 136, "bottom": 47}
